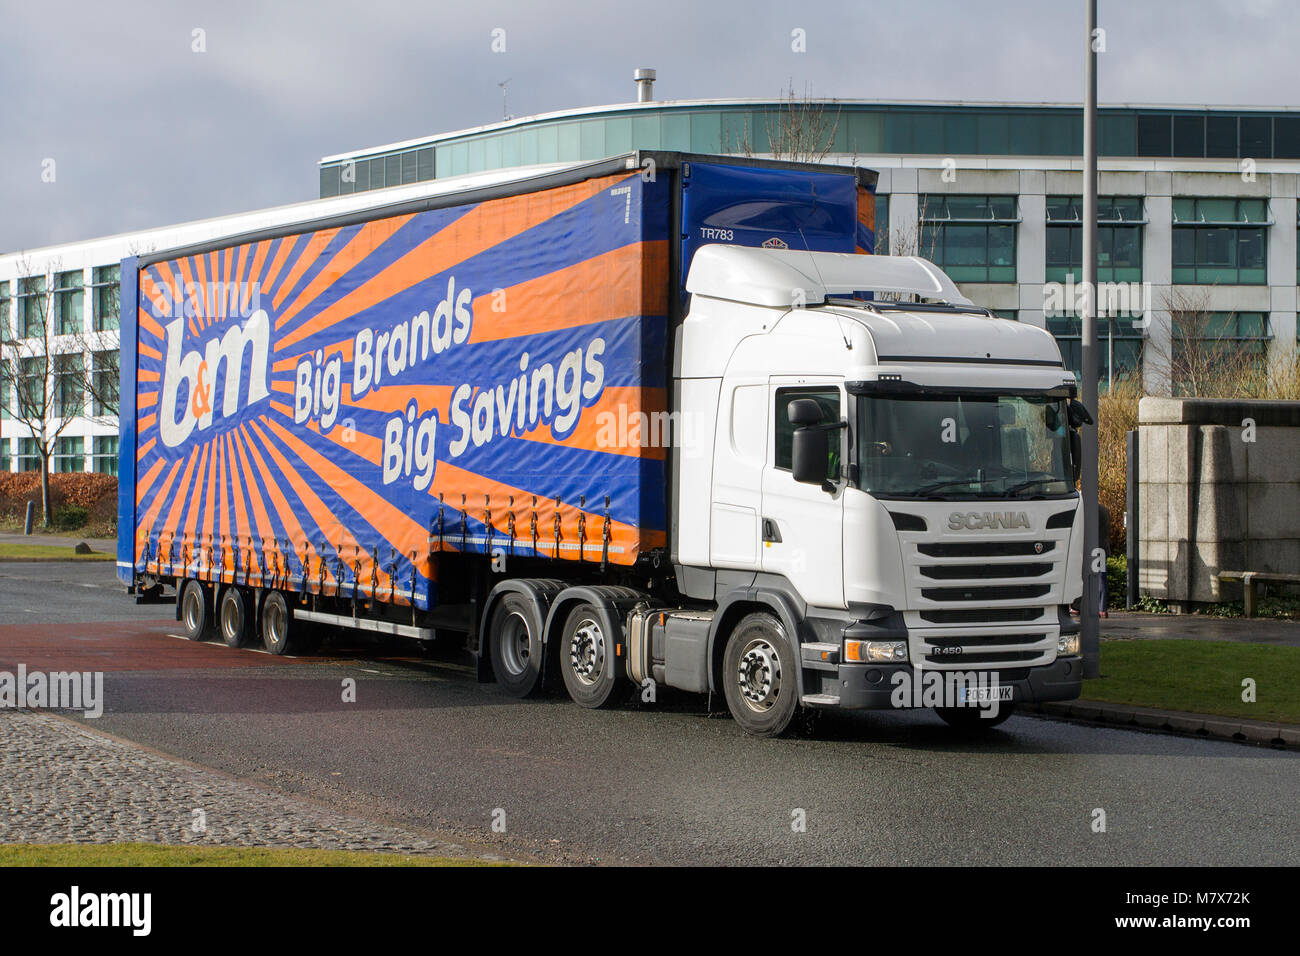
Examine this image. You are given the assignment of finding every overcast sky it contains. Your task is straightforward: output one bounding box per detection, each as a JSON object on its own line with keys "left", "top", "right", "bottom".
{"left": 0, "top": 0, "right": 1295, "bottom": 251}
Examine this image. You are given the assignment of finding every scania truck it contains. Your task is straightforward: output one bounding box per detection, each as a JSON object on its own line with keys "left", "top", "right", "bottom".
{"left": 118, "top": 151, "right": 1087, "bottom": 736}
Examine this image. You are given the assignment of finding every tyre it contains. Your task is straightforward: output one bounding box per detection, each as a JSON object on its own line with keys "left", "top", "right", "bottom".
{"left": 260, "top": 591, "right": 295, "bottom": 656}
{"left": 721, "top": 612, "right": 798, "bottom": 737}
{"left": 488, "top": 592, "right": 544, "bottom": 697}
{"left": 935, "top": 702, "right": 1016, "bottom": 730}
{"left": 558, "top": 602, "right": 623, "bottom": 708}
{"left": 218, "top": 587, "right": 252, "bottom": 648}
{"left": 180, "top": 579, "right": 212, "bottom": 641}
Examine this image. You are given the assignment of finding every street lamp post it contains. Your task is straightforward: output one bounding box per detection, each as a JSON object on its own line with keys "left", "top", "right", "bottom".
{"left": 1081, "top": 0, "right": 1101, "bottom": 679}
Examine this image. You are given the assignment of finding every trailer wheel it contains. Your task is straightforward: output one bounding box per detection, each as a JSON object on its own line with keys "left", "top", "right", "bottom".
{"left": 218, "top": 587, "right": 252, "bottom": 648}
{"left": 722, "top": 612, "right": 797, "bottom": 737}
{"left": 559, "top": 602, "right": 622, "bottom": 708}
{"left": 260, "top": 591, "right": 295, "bottom": 656}
{"left": 935, "top": 702, "right": 1016, "bottom": 730}
{"left": 180, "top": 580, "right": 212, "bottom": 642}
{"left": 488, "top": 593, "right": 544, "bottom": 697}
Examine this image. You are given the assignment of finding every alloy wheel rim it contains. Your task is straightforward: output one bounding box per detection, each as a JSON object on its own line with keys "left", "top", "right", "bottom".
{"left": 737, "top": 637, "right": 781, "bottom": 712}
{"left": 568, "top": 618, "right": 605, "bottom": 686}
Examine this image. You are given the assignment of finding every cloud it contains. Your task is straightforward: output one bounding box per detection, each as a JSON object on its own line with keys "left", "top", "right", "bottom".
{"left": 0, "top": 0, "right": 1295, "bottom": 251}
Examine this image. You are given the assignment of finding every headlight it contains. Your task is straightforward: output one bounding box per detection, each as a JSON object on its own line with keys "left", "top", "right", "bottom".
{"left": 1058, "top": 634, "right": 1080, "bottom": 655}
{"left": 845, "top": 639, "right": 908, "bottom": 663}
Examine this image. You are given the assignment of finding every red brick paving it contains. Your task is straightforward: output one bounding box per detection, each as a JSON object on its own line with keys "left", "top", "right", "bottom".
{"left": 0, "top": 619, "right": 313, "bottom": 672}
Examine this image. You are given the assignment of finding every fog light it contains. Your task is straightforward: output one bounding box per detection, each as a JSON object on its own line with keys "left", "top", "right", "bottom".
{"left": 1058, "top": 634, "right": 1080, "bottom": 655}
{"left": 846, "top": 639, "right": 908, "bottom": 663}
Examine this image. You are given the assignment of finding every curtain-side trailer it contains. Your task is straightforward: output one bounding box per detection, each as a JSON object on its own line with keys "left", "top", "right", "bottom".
{"left": 118, "top": 151, "right": 1087, "bottom": 736}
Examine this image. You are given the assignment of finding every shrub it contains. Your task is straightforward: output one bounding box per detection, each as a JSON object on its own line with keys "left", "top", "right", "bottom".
{"left": 53, "top": 505, "right": 89, "bottom": 531}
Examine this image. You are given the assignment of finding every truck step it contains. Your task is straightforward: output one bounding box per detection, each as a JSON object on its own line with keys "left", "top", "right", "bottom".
{"left": 801, "top": 693, "right": 840, "bottom": 707}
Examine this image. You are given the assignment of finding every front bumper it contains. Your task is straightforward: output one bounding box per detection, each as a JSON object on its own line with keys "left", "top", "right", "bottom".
{"left": 832, "top": 656, "right": 1083, "bottom": 710}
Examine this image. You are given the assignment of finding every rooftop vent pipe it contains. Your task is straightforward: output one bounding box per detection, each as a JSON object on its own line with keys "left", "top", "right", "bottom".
{"left": 634, "top": 68, "right": 656, "bottom": 103}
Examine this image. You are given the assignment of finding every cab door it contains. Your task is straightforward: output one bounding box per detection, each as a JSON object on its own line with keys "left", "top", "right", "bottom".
{"left": 760, "top": 378, "right": 845, "bottom": 610}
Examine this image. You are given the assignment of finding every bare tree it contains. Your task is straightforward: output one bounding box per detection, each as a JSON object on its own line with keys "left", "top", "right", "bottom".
{"left": 728, "top": 82, "right": 848, "bottom": 165}
{"left": 1149, "top": 287, "right": 1272, "bottom": 398}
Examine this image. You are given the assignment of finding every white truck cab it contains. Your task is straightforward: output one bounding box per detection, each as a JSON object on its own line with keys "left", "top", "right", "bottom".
{"left": 669, "top": 246, "right": 1086, "bottom": 734}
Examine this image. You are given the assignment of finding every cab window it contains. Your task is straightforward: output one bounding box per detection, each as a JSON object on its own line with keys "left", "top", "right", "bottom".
{"left": 774, "top": 387, "right": 840, "bottom": 477}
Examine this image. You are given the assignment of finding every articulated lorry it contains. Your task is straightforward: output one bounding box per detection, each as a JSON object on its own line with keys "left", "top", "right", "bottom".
{"left": 118, "top": 151, "right": 1087, "bottom": 736}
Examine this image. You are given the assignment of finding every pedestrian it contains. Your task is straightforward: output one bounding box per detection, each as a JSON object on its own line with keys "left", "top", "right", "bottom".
{"left": 1098, "top": 503, "right": 1110, "bottom": 618}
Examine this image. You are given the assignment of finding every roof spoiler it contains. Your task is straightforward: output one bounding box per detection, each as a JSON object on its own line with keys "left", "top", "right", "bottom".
{"left": 685, "top": 245, "right": 973, "bottom": 308}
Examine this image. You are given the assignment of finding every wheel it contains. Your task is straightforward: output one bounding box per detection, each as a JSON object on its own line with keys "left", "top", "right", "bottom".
{"left": 218, "top": 587, "right": 251, "bottom": 648}
{"left": 488, "top": 593, "right": 544, "bottom": 697}
{"left": 721, "top": 612, "right": 798, "bottom": 737}
{"left": 558, "top": 602, "right": 623, "bottom": 708}
{"left": 260, "top": 591, "right": 295, "bottom": 656}
{"left": 180, "top": 579, "right": 212, "bottom": 641}
{"left": 935, "top": 702, "right": 1016, "bottom": 730}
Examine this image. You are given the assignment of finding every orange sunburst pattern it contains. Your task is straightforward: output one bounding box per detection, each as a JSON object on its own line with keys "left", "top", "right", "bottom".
{"left": 125, "top": 171, "right": 672, "bottom": 608}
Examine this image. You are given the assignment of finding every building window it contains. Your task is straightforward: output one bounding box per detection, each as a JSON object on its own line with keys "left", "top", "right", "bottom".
{"left": 1172, "top": 198, "right": 1269, "bottom": 284}
{"left": 91, "top": 350, "right": 119, "bottom": 417}
{"left": 18, "top": 356, "right": 43, "bottom": 418}
{"left": 0, "top": 439, "right": 9, "bottom": 473}
{"left": 919, "top": 194, "right": 1018, "bottom": 282}
{"left": 0, "top": 280, "right": 10, "bottom": 335}
{"left": 92, "top": 435, "right": 119, "bottom": 476}
{"left": 54, "top": 436, "right": 84, "bottom": 473}
{"left": 992, "top": 310, "right": 1018, "bottom": 320}
{"left": 1170, "top": 311, "right": 1270, "bottom": 393}
{"left": 91, "top": 265, "right": 120, "bottom": 331}
{"left": 17, "top": 275, "right": 46, "bottom": 338}
{"left": 55, "top": 270, "right": 84, "bottom": 335}
{"left": 55, "top": 353, "right": 83, "bottom": 419}
{"left": 1047, "top": 313, "right": 1145, "bottom": 387}
{"left": 1045, "top": 196, "right": 1145, "bottom": 283}
{"left": 18, "top": 437, "right": 40, "bottom": 472}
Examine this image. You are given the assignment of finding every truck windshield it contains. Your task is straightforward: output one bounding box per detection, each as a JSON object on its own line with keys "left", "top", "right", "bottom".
{"left": 856, "top": 392, "right": 1073, "bottom": 498}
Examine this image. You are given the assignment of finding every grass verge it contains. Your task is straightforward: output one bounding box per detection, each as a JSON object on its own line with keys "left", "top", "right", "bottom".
{"left": 0, "top": 843, "right": 504, "bottom": 867}
{"left": 1083, "top": 639, "right": 1300, "bottom": 723}
{"left": 0, "top": 543, "right": 113, "bottom": 561}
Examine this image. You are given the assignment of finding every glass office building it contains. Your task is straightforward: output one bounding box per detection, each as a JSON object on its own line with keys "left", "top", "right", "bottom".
{"left": 320, "top": 98, "right": 1300, "bottom": 392}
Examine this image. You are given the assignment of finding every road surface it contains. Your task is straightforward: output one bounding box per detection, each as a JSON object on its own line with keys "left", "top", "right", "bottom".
{"left": 2, "top": 560, "right": 1297, "bottom": 865}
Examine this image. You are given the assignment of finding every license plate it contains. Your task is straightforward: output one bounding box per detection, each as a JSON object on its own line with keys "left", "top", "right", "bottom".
{"left": 960, "top": 685, "right": 1014, "bottom": 704}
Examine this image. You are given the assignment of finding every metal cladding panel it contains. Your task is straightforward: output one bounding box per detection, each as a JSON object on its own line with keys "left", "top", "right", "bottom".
{"left": 127, "top": 171, "right": 671, "bottom": 610}
{"left": 678, "top": 161, "right": 862, "bottom": 306}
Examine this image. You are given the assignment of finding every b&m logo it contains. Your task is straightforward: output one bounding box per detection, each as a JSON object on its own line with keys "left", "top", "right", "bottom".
{"left": 158, "top": 310, "right": 271, "bottom": 448}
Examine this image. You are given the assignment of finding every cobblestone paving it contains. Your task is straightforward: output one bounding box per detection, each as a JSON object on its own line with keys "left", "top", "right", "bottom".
{"left": 0, "top": 709, "right": 500, "bottom": 860}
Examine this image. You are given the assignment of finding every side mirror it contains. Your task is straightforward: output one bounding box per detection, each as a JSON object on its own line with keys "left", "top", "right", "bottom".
{"left": 792, "top": 425, "right": 829, "bottom": 486}
{"left": 1068, "top": 398, "right": 1094, "bottom": 429}
{"left": 1070, "top": 429, "right": 1082, "bottom": 484}
{"left": 787, "top": 398, "right": 823, "bottom": 428}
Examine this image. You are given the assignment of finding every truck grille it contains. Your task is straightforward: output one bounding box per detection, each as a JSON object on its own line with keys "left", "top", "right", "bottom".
{"left": 900, "top": 526, "right": 1070, "bottom": 670}
{"left": 919, "top": 608, "right": 1044, "bottom": 624}
{"left": 920, "top": 584, "right": 1051, "bottom": 602}
{"left": 919, "top": 562, "right": 1052, "bottom": 580}
{"left": 917, "top": 541, "right": 1055, "bottom": 558}
{"left": 925, "top": 649, "right": 1042, "bottom": 666}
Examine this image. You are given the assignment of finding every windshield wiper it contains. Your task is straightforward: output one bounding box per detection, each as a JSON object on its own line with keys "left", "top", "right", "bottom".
{"left": 912, "top": 477, "right": 983, "bottom": 496}
{"left": 1003, "top": 477, "right": 1065, "bottom": 496}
